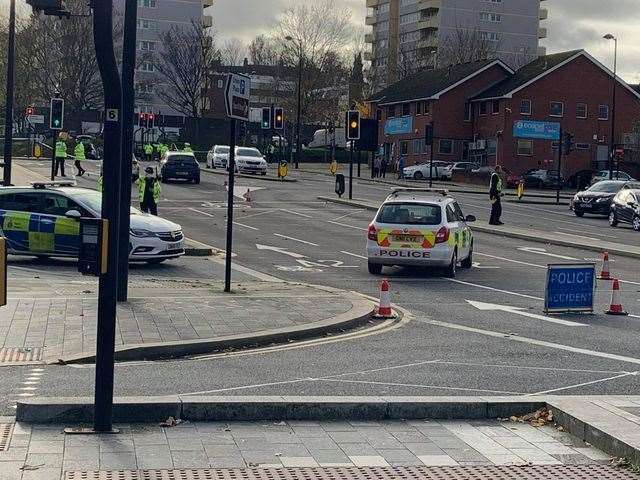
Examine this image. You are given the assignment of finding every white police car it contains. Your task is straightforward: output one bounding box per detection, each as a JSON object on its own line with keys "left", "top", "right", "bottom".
{"left": 0, "top": 182, "right": 184, "bottom": 264}
{"left": 366, "top": 188, "right": 475, "bottom": 277}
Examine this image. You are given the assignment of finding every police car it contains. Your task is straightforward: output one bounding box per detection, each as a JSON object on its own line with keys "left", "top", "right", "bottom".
{"left": 366, "top": 188, "right": 475, "bottom": 277}
{"left": 0, "top": 182, "right": 185, "bottom": 264}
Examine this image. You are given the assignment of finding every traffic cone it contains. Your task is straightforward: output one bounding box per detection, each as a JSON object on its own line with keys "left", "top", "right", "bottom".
{"left": 243, "top": 189, "right": 252, "bottom": 203}
{"left": 598, "top": 252, "right": 611, "bottom": 280}
{"left": 375, "top": 279, "right": 394, "bottom": 318}
{"left": 605, "top": 279, "right": 628, "bottom": 316}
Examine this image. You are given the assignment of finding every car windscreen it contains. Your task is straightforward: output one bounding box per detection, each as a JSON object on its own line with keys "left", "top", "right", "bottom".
{"left": 166, "top": 155, "right": 197, "bottom": 165}
{"left": 376, "top": 203, "right": 442, "bottom": 225}
{"left": 73, "top": 191, "right": 139, "bottom": 215}
{"left": 588, "top": 181, "right": 624, "bottom": 193}
{"left": 214, "top": 146, "right": 230, "bottom": 154}
{"left": 236, "top": 148, "right": 262, "bottom": 158}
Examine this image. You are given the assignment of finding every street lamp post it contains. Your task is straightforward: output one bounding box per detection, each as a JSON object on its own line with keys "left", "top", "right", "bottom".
{"left": 604, "top": 33, "right": 617, "bottom": 180}
{"left": 286, "top": 36, "right": 302, "bottom": 169}
{"left": 3, "top": 0, "right": 16, "bottom": 186}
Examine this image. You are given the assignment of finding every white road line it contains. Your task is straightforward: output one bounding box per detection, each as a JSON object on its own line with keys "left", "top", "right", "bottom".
{"left": 319, "top": 378, "right": 524, "bottom": 396}
{"left": 424, "top": 319, "right": 640, "bottom": 366}
{"left": 237, "top": 210, "right": 274, "bottom": 220}
{"left": 446, "top": 278, "right": 543, "bottom": 301}
{"left": 233, "top": 221, "right": 259, "bottom": 230}
{"left": 530, "top": 372, "right": 638, "bottom": 395}
{"left": 281, "top": 208, "right": 313, "bottom": 218}
{"left": 273, "top": 233, "right": 319, "bottom": 246}
{"left": 553, "top": 231, "right": 599, "bottom": 241}
{"left": 208, "top": 256, "right": 284, "bottom": 283}
{"left": 333, "top": 210, "right": 364, "bottom": 221}
{"left": 431, "top": 360, "right": 630, "bottom": 375}
{"left": 341, "top": 251, "right": 367, "bottom": 260}
{"left": 630, "top": 314, "right": 640, "bottom": 319}
{"left": 326, "top": 220, "right": 366, "bottom": 231}
{"left": 182, "top": 378, "right": 311, "bottom": 396}
{"left": 323, "top": 360, "right": 442, "bottom": 379}
{"left": 189, "top": 207, "right": 215, "bottom": 218}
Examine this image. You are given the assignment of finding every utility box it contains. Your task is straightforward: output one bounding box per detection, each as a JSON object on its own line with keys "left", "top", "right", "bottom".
{"left": 78, "top": 218, "right": 108, "bottom": 276}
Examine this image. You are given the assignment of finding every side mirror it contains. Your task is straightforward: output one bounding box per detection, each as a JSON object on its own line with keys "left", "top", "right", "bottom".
{"left": 465, "top": 215, "right": 476, "bottom": 223}
{"left": 65, "top": 209, "right": 82, "bottom": 220}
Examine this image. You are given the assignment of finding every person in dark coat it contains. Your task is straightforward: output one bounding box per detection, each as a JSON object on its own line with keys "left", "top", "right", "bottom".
{"left": 489, "top": 165, "right": 504, "bottom": 225}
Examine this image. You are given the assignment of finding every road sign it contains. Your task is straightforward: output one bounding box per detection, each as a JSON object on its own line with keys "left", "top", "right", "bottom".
{"left": 513, "top": 120, "right": 561, "bottom": 140}
{"left": 106, "top": 109, "right": 119, "bottom": 122}
{"left": 384, "top": 116, "right": 413, "bottom": 135}
{"left": 27, "top": 114, "right": 45, "bottom": 124}
{"left": 225, "top": 73, "right": 251, "bottom": 121}
{"left": 544, "top": 263, "right": 596, "bottom": 313}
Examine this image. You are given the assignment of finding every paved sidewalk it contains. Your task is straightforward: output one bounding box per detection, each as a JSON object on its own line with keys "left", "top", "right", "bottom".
{"left": 0, "top": 271, "right": 375, "bottom": 363}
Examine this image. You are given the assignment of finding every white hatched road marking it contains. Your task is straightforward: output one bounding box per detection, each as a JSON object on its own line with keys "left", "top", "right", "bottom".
{"left": 447, "top": 278, "right": 543, "bottom": 301}
{"left": 273, "top": 234, "right": 319, "bottom": 246}
{"left": 530, "top": 372, "right": 639, "bottom": 395}
{"left": 280, "top": 208, "right": 313, "bottom": 218}
{"left": 341, "top": 251, "right": 367, "bottom": 260}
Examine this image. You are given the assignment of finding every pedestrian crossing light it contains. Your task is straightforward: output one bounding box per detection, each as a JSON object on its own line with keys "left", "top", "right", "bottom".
{"left": 49, "top": 97, "right": 64, "bottom": 130}
{"left": 26, "top": 106, "right": 35, "bottom": 116}
{"left": 346, "top": 110, "right": 360, "bottom": 140}
{"left": 274, "top": 107, "right": 284, "bottom": 130}
{"left": 261, "top": 107, "right": 271, "bottom": 129}
{"left": 148, "top": 113, "right": 155, "bottom": 129}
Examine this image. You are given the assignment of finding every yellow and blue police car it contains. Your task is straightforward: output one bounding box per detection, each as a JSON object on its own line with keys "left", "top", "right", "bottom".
{"left": 0, "top": 182, "right": 184, "bottom": 264}
{"left": 366, "top": 188, "right": 476, "bottom": 277}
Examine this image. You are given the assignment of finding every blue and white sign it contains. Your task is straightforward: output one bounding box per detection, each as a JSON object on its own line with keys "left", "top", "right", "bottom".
{"left": 544, "top": 264, "right": 595, "bottom": 313}
{"left": 513, "top": 120, "right": 561, "bottom": 141}
{"left": 384, "top": 116, "right": 413, "bottom": 135}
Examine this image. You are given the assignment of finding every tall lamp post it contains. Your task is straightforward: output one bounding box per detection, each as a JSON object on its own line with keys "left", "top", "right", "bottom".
{"left": 3, "top": 0, "right": 16, "bottom": 186}
{"left": 603, "top": 33, "right": 617, "bottom": 180}
{"left": 285, "top": 35, "right": 302, "bottom": 169}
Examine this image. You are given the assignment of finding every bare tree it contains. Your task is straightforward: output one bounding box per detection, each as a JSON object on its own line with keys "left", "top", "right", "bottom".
{"left": 154, "top": 21, "right": 220, "bottom": 118}
{"left": 508, "top": 45, "right": 537, "bottom": 70}
{"left": 397, "top": 43, "right": 433, "bottom": 80}
{"left": 437, "top": 27, "right": 499, "bottom": 67}
{"left": 221, "top": 37, "right": 246, "bottom": 66}
{"left": 248, "top": 35, "right": 278, "bottom": 66}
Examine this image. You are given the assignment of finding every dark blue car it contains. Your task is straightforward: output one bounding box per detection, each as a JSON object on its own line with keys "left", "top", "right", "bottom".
{"left": 160, "top": 152, "right": 201, "bottom": 184}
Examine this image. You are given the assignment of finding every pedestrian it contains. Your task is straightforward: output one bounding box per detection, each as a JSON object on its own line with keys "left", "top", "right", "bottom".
{"left": 381, "top": 157, "right": 388, "bottom": 179}
{"left": 373, "top": 155, "right": 381, "bottom": 179}
{"left": 54, "top": 137, "right": 67, "bottom": 177}
{"left": 489, "top": 165, "right": 504, "bottom": 225}
{"left": 144, "top": 142, "right": 153, "bottom": 162}
{"left": 136, "top": 166, "right": 161, "bottom": 215}
{"left": 73, "top": 139, "right": 86, "bottom": 177}
{"left": 397, "top": 155, "right": 405, "bottom": 180}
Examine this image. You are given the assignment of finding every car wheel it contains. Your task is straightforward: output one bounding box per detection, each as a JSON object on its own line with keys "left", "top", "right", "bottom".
{"left": 414, "top": 171, "right": 423, "bottom": 180}
{"left": 609, "top": 211, "right": 618, "bottom": 227}
{"left": 461, "top": 243, "right": 473, "bottom": 269}
{"left": 574, "top": 210, "right": 584, "bottom": 217}
{"left": 368, "top": 261, "right": 382, "bottom": 275}
{"left": 633, "top": 215, "right": 640, "bottom": 232}
{"left": 445, "top": 249, "right": 457, "bottom": 278}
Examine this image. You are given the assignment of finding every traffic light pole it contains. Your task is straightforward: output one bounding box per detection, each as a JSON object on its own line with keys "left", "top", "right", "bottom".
{"left": 49, "top": 130, "right": 57, "bottom": 181}
{"left": 556, "top": 128, "right": 563, "bottom": 206}
{"left": 92, "top": 0, "right": 123, "bottom": 433}
{"left": 348, "top": 142, "right": 354, "bottom": 200}
{"left": 224, "top": 119, "right": 236, "bottom": 293}
{"left": 116, "top": 0, "right": 137, "bottom": 302}
{"left": 2, "top": 0, "right": 16, "bottom": 186}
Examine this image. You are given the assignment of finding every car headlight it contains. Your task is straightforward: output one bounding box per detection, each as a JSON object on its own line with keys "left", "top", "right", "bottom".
{"left": 130, "top": 228, "right": 157, "bottom": 237}
{"left": 595, "top": 196, "right": 612, "bottom": 203}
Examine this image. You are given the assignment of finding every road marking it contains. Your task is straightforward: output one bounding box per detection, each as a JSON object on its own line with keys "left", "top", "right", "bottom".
{"left": 341, "top": 251, "right": 367, "bottom": 260}
{"left": 273, "top": 233, "right": 319, "bottom": 246}
{"left": 472, "top": 262, "right": 500, "bottom": 269}
{"left": 256, "top": 243, "right": 307, "bottom": 258}
{"left": 431, "top": 360, "right": 630, "bottom": 375}
{"left": 281, "top": 208, "right": 313, "bottom": 218}
{"left": 466, "top": 300, "right": 587, "bottom": 327}
{"left": 189, "top": 207, "right": 216, "bottom": 218}
{"left": 530, "top": 372, "right": 638, "bottom": 395}
{"left": 333, "top": 210, "right": 364, "bottom": 221}
{"left": 233, "top": 221, "right": 259, "bottom": 230}
{"left": 630, "top": 314, "right": 640, "bottom": 319}
{"left": 423, "top": 319, "right": 640, "bottom": 366}
{"left": 447, "top": 278, "right": 543, "bottom": 301}
{"left": 208, "top": 256, "right": 284, "bottom": 283}
{"left": 517, "top": 246, "right": 578, "bottom": 261}
{"left": 237, "top": 210, "right": 274, "bottom": 220}
{"left": 323, "top": 359, "right": 441, "bottom": 378}
{"left": 552, "top": 231, "right": 599, "bottom": 241}
{"left": 319, "top": 378, "right": 524, "bottom": 396}
{"left": 326, "top": 220, "right": 366, "bottom": 231}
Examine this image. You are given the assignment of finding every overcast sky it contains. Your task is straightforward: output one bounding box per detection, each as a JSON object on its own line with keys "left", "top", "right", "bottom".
{"left": 208, "top": 0, "right": 640, "bottom": 82}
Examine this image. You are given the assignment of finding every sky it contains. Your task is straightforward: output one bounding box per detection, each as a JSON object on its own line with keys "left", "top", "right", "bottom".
{"left": 207, "top": 0, "right": 640, "bottom": 82}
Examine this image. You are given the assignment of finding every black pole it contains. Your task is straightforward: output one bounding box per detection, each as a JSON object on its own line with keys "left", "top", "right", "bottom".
{"left": 357, "top": 149, "right": 361, "bottom": 177}
{"left": 50, "top": 130, "right": 57, "bottom": 181}
{"left": 294, "top": 53, "right": 302, "bottom": 169}
{"left": 609, "top": 39, "right": 617, "bottom": 180}
{"left": 557, "top": 128, "right": 563, "bottom": 205}
{"left": 348, "top": 142, "right": 354, "bottom": 200}
{"left": 429, "top": 122, "right": 435, "bottom": 188}
{"left": 2, "top": 0, "right": 16, "bottom": 186}
{"left": 92, "top": 0, "right": 123, "bottom": 433}
{"left": 116, "top": 0, "right": 137, "bottom": 302}
{"left": 224, "top": 119, "right": 236, "bottom": 293}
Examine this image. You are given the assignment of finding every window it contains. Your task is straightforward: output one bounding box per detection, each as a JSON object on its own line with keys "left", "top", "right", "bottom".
{"left": 137, "top": 0, "right": 156, "bottom": 7}
{"left": 550, "top": 102, "right": 564, "bottom": 117}
{"left": 387, "top": 105, "right": 396, "bottom": 118}
{"left": 464, "top": 103, "right": 471, "bottom": 122}
{"left": 402, "top": 103, "right": 410, "bottom": 116}
{"left": 376, "top": 203, "right": 442, "bottom": 225}
{"left": 452, "top": 202, "right": 466, "bottom": 222}
{"left": 400, "top": 12, "right": 419, "bottom": 24}
{"left": 423, "top": 101, "right": 430, "bottom": 114}
{"left": 135, "top": 82, "right": 154, "bottom": 94}
{"left": 413, "top": 138, "right": 426, "bottom": 154}
{"left": 0, "top": 192, "right": 41, "bottom": 212}
{"left": 439, "top": 139, "right": 453, "bottom": 154}
{"left": 137, "top": 61, "right": 155, "bottom": 72}
{"left": 446, "top": 205, "right": 456, "bottom": 223}
{"left": 400, "top": 141, "right": 409, "bottom": 155}
{"left": 479, "top": 12, "right": 502, "bottom": 22}
{"left": 137, "top": 19, "right": 157, "bottom": 30}
{"left": 598, "top": 105, "right": 609, "bottom": 120}
{"left": 492, "top": 100, "right": 500, "bottom": 114}
{"left": 479, "top": 102, "right": 487, "bottom": 115}
{"left": 520, "top": 99, "right": 532, "bottom": 115}
{"left": 138, "top": 40, "right": 156, "bottom": 52}
{"left": 415, "top": 102, "right": 423, "bottom": 115}
{"left": 517, "top": 139, "right": 533, "bottom": 156}
{"left": 575, "top": 103, "right": 587, "bottom": 119}
{"left": 41, "top": 193, "right": 83, "bottom": 217}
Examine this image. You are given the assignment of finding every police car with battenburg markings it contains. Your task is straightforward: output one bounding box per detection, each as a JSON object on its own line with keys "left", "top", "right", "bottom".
{"left": 0, "top": 182, "right": 184, "bottom": 264}
{"left": 366, "top": 188, "right": 476, "bottom": 277}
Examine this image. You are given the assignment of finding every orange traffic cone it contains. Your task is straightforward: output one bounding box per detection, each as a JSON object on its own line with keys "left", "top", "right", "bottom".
{"left": 605, "top": 279, "right": 628, "bottom": 316}
{"left": 374, "top": 279, "right": 394, "bottom": 318}
{"left": 243, "top": 189, "right": 252, "bottom": 203}
{"left": 598, "top": 252, "right": 611, "bottom": 280}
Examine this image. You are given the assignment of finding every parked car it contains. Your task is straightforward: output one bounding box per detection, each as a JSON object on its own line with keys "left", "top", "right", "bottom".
{"left": 235, "top": 147, "right": 268, "bottom": 175}
{"left": 566, "top": 169, "right": 596, "bottom": 190}
{"left": 591, "top": 170, "right": 636, "bottom": 185}
{"left": 440, "top": 162, "right": 479, "bottom": 181}
{"left": 571, "top": 180, "right": 640, "bottom": 217}
{"left": 160, "top": 152, "right": 201, "bottom": 183}
{"left": 403, "top": 163, "right": 441, "bottom": 180}
{"left": 524, "top": 169, "right": 564, "bottom": 189}
{"left": 206, "top": 145, "right": 230, "bottom": 169}
{"left": 609, "top": 188, "right": 640, "bottom": 231}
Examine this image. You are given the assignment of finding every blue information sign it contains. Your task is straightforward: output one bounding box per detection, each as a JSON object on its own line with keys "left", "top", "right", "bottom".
{"left": 384, "top": 116, "right": 413, "bottom": 135}
{"left": 513, "top": 120, "right": 561, "bottom": 140}
{"left": 544, "top": 264, "right": 595, "bottom": 313}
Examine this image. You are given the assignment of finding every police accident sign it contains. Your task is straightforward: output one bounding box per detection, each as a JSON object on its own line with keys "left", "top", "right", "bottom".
{"left": 225, "top": 73, "right": 251, "bottom": 121}
{"left": 544, "top": 263, "right": 595, "bottom": 313}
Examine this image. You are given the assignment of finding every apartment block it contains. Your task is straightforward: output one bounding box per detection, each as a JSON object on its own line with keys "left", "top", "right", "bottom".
{"left": 365, "top": 0, "right": 548, "bottom": 89}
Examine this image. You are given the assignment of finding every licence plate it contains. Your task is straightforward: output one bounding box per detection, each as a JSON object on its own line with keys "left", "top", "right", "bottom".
{"left": 176, "top": 171, "right": 188, "bottom": 175}
{"left": 167, "top": 241, "right": 184, "bottom": 251}
{"left": 391, "top": 235, "right": 421, "bottom": 242}
{"left": 580, "top": 203, "right": 590, "bottom": 208}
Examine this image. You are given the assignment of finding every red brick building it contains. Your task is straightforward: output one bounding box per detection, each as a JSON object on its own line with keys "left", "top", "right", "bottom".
{"left": 368, "top": 50, "right": 640, "bottom": 177}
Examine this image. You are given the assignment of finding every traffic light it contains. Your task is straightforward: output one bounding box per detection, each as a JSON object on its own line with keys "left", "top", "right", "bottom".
{"left": 148, "top": 113, "right": 155, "bottom": 129}
{"left": 25, "top": 106, "right": 35, "bottom": 116}
{"left": 139, "top": 112, "right": 148, "bottom": 128}
{"left": 274, "top": 107, "right": 284, "bottom": 130}
{"left": 346, "top": 110, "right": 360, "bottom": 140}
{"left": 49, "top": 97, "right": 64, "bottom": 130}
{"left": 562, "top": 132, "right": 574, "bottom": 155}
{"left": 425, "top": 124, "right": 434, "bottom": 146}
{"left": 261, "top": 107, "right": 271, "bottom": 129}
